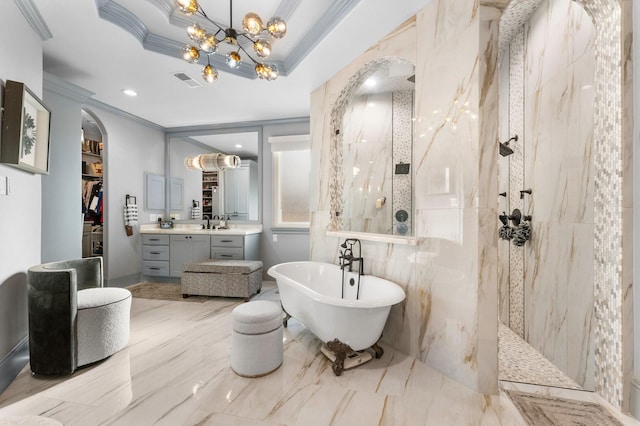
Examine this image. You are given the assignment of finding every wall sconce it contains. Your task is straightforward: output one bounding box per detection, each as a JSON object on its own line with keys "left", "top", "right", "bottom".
{"left": 184, "top": 153, "right": 241, "bottom": 170}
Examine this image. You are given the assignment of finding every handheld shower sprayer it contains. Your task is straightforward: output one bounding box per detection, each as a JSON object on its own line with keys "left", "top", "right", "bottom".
{"left": 499, "top": 135, "right": 519, "bottom": 157}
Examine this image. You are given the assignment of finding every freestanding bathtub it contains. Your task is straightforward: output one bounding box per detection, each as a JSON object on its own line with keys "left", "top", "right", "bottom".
{"left": 267, "top": 261, "right": 406, "bottom": 354}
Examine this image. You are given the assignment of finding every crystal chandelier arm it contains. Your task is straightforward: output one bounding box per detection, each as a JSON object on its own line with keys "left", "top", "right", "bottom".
{"left": 236, "top": 43, "right": 259, "bottom": 64}
{"left": 239, "top": 32, "right": 258, "bottom": 44}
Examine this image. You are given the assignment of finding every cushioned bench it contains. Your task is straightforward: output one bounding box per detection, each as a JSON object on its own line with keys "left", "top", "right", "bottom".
{"left": 181, "top": 259, "right": 263, "bottom": 301}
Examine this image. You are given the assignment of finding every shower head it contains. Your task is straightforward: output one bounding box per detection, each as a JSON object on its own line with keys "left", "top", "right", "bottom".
{"left": 499, "top": 142, "right": 514, "bottom": 157}
{"left": 498, "top": 135, "right": 518, "bottom": 157}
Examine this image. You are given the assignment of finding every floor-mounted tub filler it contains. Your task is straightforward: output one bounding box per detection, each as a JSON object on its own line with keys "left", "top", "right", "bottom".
{"left": 267, "top": 261, "right": 406, "bottom": 375}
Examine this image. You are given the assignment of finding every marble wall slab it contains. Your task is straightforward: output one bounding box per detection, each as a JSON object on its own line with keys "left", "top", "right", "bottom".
{"left": 522, "top": 0, "right": 597, "bottom": 392}
{"left": 310, "top": 0, "right": 500, "bottom": 395}
{"left": 340, "top": 90, "right": 414, "bottom": 235}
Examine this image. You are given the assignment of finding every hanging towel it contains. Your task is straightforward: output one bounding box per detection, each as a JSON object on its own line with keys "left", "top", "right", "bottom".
{"left": 124, "top": 204, "right": 138, "bottom": 227}
{"left": 191, "top": 206, "right": 202, "bottom": 220}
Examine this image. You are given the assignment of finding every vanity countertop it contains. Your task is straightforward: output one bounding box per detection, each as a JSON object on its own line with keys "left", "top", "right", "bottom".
{"left": 140, "top": 224, "right": 262, "bottom": 236}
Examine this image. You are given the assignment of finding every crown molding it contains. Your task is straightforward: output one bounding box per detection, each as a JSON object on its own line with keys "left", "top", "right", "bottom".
{"left": 166, "top": 116, "right": 310, "bottom": 137}
{"left": 283, "top": 0, "right": 360, "bottom": 73}
{"left": 274, "top": 0, "right": 302, "bottom": 21}
{"left": 84, "top": 97, "right": 166, "bottom": 131}
{"left": 43, "top": 72, "right": 95, "bottom": 102}
{"left": 13, "top": 0, "right": 52, "bottom": 41}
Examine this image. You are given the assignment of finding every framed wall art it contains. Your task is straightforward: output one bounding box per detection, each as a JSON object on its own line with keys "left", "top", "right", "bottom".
{"left": 1, "top": 80, "right": 51, "bottom": 174}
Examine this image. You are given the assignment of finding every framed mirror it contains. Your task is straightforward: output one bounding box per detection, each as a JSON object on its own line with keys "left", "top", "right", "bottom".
{"left": 167, "top": 130, "right": 261, "bottom": 223}
{"left": 328, "top": 58, "right": 415, "bottom": 237}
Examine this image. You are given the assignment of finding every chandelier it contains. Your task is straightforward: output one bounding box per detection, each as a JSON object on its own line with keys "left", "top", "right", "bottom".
{"left": 175, "top": 0, "right": 287, "bottom": 82}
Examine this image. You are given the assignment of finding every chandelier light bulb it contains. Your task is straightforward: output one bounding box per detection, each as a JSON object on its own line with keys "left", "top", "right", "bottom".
{"left": 187, "top": 23, "right": 206, "bottom": 42}
{"left": 255, "top": 63, "right": 269, "bottom": 80}
{"left": 182, "top": 45, "right": 200, "bottom": 63}
{"left": 176, "top": 0, "right": 198, "bottom": 15}
{"left": 253, "top": 39, "right": 271, "bottom": 58}
{"left": 226, "top": 51, "right": 241, "bottom": 69}
{"left": 268, "top": 64, "right": 278, "bottom": 81}
{"left": 199, "top": 33, "right": 218, "bottom": 54}
{"left": 266, "top": 17, "right": 287, "bottom": 39}
{"left": 243, "top": 12, "right": 263, "bottom": 36}
{"left": 202, "top": 64, "right": 218, "bottom": 83}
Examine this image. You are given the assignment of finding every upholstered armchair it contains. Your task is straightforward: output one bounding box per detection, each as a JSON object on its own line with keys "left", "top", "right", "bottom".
{"left": 27, "top": 257, "right": 131, "bottom": 375}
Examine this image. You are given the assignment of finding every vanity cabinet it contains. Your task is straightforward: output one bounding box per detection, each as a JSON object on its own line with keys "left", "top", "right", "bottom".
{"left": 211, "top": 234, "right": 260, "bottom": 261}
{"left": 142, "top": 234, "right": 170, "bottom": 277}
{"left": 169, "top": 234, "right": 210, "bottom": 277}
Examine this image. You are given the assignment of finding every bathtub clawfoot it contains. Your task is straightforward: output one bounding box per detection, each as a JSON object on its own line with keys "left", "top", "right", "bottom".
{"left": 281, "top": 305, "right": 291, "bottom": 327}
{"left": 371, "top": 342, "right": 384, "bottom": 359}
{"left": 326, "top": 339, "right": 352, "bottom": 376}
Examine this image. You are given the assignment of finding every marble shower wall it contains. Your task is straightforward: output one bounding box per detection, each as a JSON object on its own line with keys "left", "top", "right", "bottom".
{"left": 342, "top": 93, "right": 394, "bottom": 234}
{"left": 310, "top": 0, "right": 500, "bottom": 394}
{"left": 498, "top": 0, "right": 632, "bottom": 409}
{"left": 341, "top": 91, "right": 413, "bottom": 235}
{"left": 523, "top": 0, "right": 597, "bottom": 391}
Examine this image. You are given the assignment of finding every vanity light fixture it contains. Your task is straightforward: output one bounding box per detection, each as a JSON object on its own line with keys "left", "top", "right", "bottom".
{"left": 184, "top": 152, "right": 241, "bottom": 171}
{"left": 175, "top": 0, "right": 286, "bottom": 82}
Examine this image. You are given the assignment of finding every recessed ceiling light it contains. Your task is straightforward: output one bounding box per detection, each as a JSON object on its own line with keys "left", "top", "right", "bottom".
{"left": 122, "top": 89, "right": 138, "bottom": 97}
{"left": 235, "top": 144, "right": 242, "bottom": 148}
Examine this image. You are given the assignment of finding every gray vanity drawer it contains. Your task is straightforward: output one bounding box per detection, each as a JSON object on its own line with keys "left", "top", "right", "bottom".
{"left": 210, "top": 235, "right": 243, "bottom": 248}
{"left": 143, "top": 261, "right": 169, "bottom": 276}
{"left": 143, "top": 245, "right": 169, "bottom": 261}
{"left": 142, "top": 234, "right": 170, "bottom": 245}
{"left": 210, "top": 247, "right": 244, "bottom": 260}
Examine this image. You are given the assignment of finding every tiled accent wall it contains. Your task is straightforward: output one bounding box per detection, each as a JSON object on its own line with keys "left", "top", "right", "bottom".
{"left": 392, "top": 90, "right": 413, "bottom": 235}
{"left": 507, "top": 30, "right": 525, "bottom": 338}
{"left": 580, "top": 0, "right": 624, "bottom": 408}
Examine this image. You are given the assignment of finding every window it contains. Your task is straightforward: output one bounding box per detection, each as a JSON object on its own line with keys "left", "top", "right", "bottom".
{"left": 270, "top": 135, "right": 310, "bottom": 229}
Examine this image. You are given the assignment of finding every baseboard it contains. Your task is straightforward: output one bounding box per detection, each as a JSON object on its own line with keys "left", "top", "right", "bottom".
{"left": 630, "top": 379, "right": 640, "bottom": 421}
{"left": 106, "top": 273, "right": 141, "bottom": 288}
{"left": 0, "top": 337, "right": 29, "bottom": 394}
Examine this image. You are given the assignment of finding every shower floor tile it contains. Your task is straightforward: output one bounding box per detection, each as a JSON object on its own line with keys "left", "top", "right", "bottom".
{"left": 499, "top": 322, "right": 582, "bottom": 390}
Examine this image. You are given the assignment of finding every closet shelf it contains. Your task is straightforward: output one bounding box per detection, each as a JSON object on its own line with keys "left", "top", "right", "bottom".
{"left": 82, "top": 151, "right": 102, "bottom": 159}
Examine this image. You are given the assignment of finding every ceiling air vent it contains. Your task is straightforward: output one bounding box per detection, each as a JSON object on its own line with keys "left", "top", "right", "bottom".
{"left": 173, "top": 72, "right": 202, "bottom": 88}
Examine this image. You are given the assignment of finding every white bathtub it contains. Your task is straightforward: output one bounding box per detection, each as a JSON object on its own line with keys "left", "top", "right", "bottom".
{"left": 267, "top": 261, "right": 405, "bottom": 351}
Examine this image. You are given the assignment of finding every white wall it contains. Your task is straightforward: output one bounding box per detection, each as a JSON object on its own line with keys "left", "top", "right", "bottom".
{"left": 42, "top": 85, "right": 84, "bottom": 262}
{"left": 0, "top": 0, "right": 44, "bottom": 386}
{"left": 91, "top": 106, "right": 165, "bottom": 285}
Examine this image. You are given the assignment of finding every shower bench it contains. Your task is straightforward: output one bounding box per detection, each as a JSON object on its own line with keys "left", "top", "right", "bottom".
{"left": 181, "top": 259, "right": 263, "bottom": 301}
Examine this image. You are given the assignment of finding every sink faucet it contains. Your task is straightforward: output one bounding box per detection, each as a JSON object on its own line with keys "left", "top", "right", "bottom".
{"left": 213, "top": 215, "right": 220, "bottom": 220}
{"left": 203, "top": 215, "right": 210, "bottom": 229}
{"left": 339, "top": 238, "right": 364, "bottom": 276}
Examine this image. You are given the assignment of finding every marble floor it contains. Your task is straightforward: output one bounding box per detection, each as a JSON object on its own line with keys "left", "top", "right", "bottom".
{"left": 0, "top": 284, "right": 637, "bottom": 426}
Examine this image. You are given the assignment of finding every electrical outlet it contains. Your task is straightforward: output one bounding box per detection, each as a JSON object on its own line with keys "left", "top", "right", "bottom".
{"left": 150, "top": 214, "right": 157, "bottom": 222}
{"left": 273, "top": 234, "right": 278, "bottom": 243}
